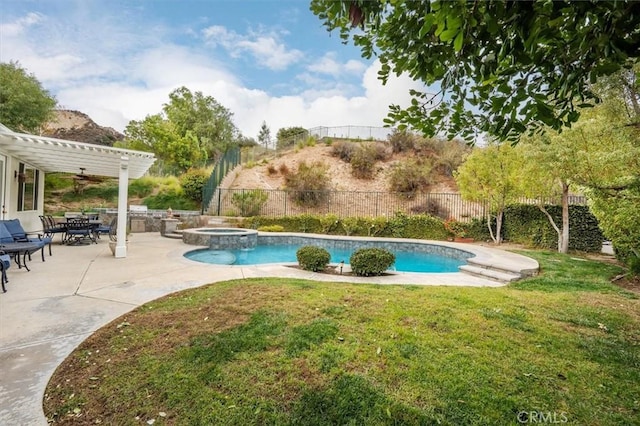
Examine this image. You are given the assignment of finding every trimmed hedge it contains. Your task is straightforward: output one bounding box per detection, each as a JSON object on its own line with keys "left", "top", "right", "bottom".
{"left": 503, "top": 204, "right": 604, "bottom": 252}
{"left": 242, "top": 212, "right": 448, "bottom": 240}
{"left": 350, "top": 248, "right": 396, "bottom": 276}
{"left": 296, "top": 246, "right": 331, "bottom": 272}
{"left": 242, "top": 204, "right": 604, "bottom": 253}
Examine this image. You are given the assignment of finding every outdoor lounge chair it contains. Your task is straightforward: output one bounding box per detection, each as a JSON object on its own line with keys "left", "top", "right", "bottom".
{"left": 0, "top": 219, "right": 51, "bottom": 258}
{"left": 0, "top": 222, "right": 45, "bottom": 270}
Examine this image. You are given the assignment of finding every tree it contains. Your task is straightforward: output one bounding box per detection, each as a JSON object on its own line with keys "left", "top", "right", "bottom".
{"left": 517, "top": 136, "right": 575, "bottom": 253}
{"left": 120, "top": 114, "right": 206, "bottom": 174}
{"left": 454, "top": 143, "right": 524, "bottom": 244}
{"left": 310, "top": 1, "right": 640, "bottom": 142}
{"left": 258, "top": 121, "right": 271, "bottom": 150}
{"left": 163, "top": 87, "right": 238, "bottom": 160}
{"left": 276, "top": 126, "right": 308, "bottom": 149}
{"left": 0, "top": 61, "right": 57, "bottom": 133}
{"left": 118, "top": 87, "right": 239, "bottom": 174}
{"left": 518, "top": 64, "right": 640, "bottom": 259}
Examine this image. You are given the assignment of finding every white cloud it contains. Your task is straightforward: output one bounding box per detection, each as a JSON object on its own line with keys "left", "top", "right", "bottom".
{"left": 2, "top": 8, "right": 424, "bottom": 142}
{"left": 202, "top": 25, "right": 303, "bottom": 70}
{"left": 307, "top": 52, "right": 366, "bottom": 77}
{"left": 0, "top": 12, "right": 43, "bottom": 36}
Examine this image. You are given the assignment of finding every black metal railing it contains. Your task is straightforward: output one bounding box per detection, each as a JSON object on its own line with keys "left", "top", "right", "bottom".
{"left": 202, "top": 147, "right": 241, "bottom": 214}
{"left": 208, "top": 189, "right": 588, "bottom": 220}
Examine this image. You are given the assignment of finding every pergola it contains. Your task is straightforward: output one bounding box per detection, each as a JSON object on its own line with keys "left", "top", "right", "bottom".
{"left": 0, "top": 123, "right": 156, "bottom": 257}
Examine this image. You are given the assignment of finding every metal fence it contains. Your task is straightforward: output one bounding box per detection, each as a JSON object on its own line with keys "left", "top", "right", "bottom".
{"left": 308, "top": 126, "right": 393, "bottom": 141}
{"left": 202, "top": 147, "right": 241, "bottom": 214}
{"left": 207, "top": 189, "right": 588, "bottom": 221}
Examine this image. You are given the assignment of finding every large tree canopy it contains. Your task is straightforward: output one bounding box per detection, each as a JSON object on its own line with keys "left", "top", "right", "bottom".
{"left": 119, "top": 87, "right": 239, "bottom": 174}
{"left": 0, "top": 61, "right": 57, "bottom": 133}
{"left": 310, "top": 0, "right": 640, "bottom": 142}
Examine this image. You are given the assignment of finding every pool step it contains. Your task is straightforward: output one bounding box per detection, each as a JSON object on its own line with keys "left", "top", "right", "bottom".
{"left": 459, "top": 264, "right": 521, "bottom": 283}
{"left": 164, "top": 230, "right": 183, "bottom": 240}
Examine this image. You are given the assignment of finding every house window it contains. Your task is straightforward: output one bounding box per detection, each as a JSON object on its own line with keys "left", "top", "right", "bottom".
{"left": 17, "top": 163, "right": 39, "bottom": 211}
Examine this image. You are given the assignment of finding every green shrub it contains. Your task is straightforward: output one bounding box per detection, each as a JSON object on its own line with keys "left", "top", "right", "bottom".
{"left": 388, "top": 159, "right": 434, "bottom": 197}
{"left": 350, "top": 248, "right": 395, "bottom": 276}
{"left": 628, "top": 253, "right": 640, "bottom": 276}
{"left": 242, "top": 213, "right": 449, "bottom": 240}
{"left": 257, "top": 225, "right": 284, "bottom": 232}
{"left": 231, "top": 189, "right": 268, "bottom": 217}
{"left": 129, "top": 177, "right": 155, "bottom": 198}
{"left": 284, "top": 161, "right": 330, "bottom": 207}
{"left": 45, "top": 173, "right": 75, "bottom": 191}
{"left": 502, "top": 204, "right": 604, "bottom": 252}
{"left": 143, "top": 187, "right": 198, "bottom": 210}
{"left": 297, "top": 246, "right": 331, "bottom": 272}
{"left": 180, "top": 168, "right": 209, "bottom": 203}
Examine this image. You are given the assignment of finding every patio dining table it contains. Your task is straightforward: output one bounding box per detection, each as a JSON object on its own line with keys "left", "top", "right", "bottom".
{"left": 63, "top": 218, "right": 102, "bottom": 245}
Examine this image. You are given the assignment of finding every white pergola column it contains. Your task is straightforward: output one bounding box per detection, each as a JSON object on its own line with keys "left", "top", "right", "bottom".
{"left": 115, "top": 156, "right": 129, "bottom": 258}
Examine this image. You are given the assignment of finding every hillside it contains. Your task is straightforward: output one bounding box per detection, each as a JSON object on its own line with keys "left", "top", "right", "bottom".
{"left": 42, "top": 109, "right": 124, "bottom": 146}
{"left": 229, "top": 142, "right": 460, "bottom": 193}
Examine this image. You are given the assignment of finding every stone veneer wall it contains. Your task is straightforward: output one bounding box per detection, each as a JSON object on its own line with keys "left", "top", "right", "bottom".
{"left": 99, "top": 211, "right": 201, "bottom": 233}
{"left": 257, "top": 235, "right": 474, "bottom": 261}
{"left": 182, "top": 229, "right": 258, "bottom": 249}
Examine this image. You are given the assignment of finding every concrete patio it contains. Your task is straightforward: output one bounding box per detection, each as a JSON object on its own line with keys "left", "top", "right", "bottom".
{"left": 0, "top": 232, "right": 530, "bottom": 425}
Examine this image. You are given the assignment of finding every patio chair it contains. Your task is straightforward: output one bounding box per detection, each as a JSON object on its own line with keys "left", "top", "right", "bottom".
{"left": 0, "top": 219, "right": 52, "bottom": 257}
{"left": 0, "top": 250, "right": 10, "bottom": 293}
{"left": 40, "top": 215, "right": 67, "bottom": 243}
{"left": 93, "top": 219, "right": 112, "bottom": 239}
{"left": 65, "top": 217, "right": 97, "bottom": 245}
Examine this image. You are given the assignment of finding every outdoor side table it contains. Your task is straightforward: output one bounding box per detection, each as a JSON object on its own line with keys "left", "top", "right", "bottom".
{"left": 0, "top": 242, "right": 43, "bottom": 271}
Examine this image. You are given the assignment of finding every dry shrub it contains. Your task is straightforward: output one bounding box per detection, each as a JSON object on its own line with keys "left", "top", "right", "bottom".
{"left": 284, "top": 161, "right": 330, "bottom": 206}
{"left": 331, "top": 140, "right": 357, "bottom": 162}
{"left": 266, "top": 164, "right": 278, "bottom": 175}
{"left": 388, "top": 158, "right": 434, "bottom": 198}
{"left": 436, "top": 139, "right": 471, "bottom": 176}
{"left": 410, "top": 199, "right": 449, "bottom": 219}
{"left": 278, "top": 163, "right": 290, "bottom": 176}
{"left": 388, "top": 129, "right": 416, "bottom": 153}
{"left": 372, "top": 142, "right": 392, "bottom": 161}
{"left": 350, "top": 144, "right": 379, "bottom": 179}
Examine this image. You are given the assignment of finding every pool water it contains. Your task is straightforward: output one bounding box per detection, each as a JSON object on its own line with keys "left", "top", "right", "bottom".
{"left": 185, "top": 244, "right": 465, "bottom": 273}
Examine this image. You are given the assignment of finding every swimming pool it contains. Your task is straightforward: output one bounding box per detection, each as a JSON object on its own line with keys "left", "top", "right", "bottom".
{"left": 185, "top": 245, "right": 464, "bottom": 272}
{"left": 184, "top": 234, "right": 472, "bottom": 273}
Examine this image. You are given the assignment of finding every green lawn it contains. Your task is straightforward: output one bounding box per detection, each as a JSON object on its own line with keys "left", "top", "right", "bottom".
{"left": 44, "top": 251, "right": 639, "bottom": 425}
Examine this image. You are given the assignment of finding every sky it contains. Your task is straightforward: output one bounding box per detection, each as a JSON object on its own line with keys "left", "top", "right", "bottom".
{"left": 1, "top": 0, "right": 423, "bottom": 139}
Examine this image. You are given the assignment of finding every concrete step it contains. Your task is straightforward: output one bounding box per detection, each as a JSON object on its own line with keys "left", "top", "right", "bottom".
{"left": 465, "top": 258, "right": 525, "bottom": 277}
{"left": 459, "top": 264, "right": 521, "bottom": 283}
{"left": 163, "top": 232, "right": 183, "bottom": 240}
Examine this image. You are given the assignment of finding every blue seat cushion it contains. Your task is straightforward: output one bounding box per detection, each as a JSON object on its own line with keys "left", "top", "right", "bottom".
{"left": 0, "top": 254, "right": 10, "bottom": 270}
{"left": 2, "top": 219, "right": 27, "bottom": 240}
{"left": 0, "top": 223, "right": 15, "bottom": 244}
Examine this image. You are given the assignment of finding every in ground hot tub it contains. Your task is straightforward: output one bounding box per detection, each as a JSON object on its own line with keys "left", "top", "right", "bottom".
{"left": 181, "top": 227, "right": 258, "bottom": 249}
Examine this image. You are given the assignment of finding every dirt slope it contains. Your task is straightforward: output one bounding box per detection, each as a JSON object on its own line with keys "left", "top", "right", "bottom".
{"left": 229, "top": 144, "right": 458, "bottom": 193}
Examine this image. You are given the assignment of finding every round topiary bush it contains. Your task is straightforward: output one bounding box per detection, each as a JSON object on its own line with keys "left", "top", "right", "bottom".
{"left": 349, "top": 248, "right": 395, "bottom": 276}
{"left": 296, "top": 246, "right": 331, "bottom": 272}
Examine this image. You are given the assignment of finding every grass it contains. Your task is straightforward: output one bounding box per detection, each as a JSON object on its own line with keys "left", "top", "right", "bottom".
{"left": 43, "top": 252, "right": 639, "bottom": 425}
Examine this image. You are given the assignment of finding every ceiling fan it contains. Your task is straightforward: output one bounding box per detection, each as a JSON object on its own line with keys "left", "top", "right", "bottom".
{"left": 73, "top": 167, "right": 106, "bottom": 183}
